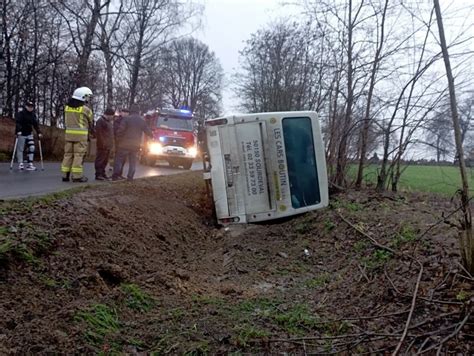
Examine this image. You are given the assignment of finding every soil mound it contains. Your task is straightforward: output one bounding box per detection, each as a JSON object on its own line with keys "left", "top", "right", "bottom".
{"left": 0, "top": 172, "right": 472, "bottom": 354}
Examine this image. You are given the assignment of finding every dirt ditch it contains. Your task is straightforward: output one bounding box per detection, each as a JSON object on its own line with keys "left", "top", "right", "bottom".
{"left": 0, "top": 171, "right": 472, "bottom": 354}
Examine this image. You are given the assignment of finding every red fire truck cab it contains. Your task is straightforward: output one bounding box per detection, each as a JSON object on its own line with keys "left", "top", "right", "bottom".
{"left": 141, "top": 108, "right": 198, "bottom": 169}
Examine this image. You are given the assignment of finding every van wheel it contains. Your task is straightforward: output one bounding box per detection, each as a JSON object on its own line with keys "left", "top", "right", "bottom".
{"left": 182, "top": 160, "right": 193, "bottom": 170}
{"left": 145, "top": 156, "right": 155, "bottom": 166}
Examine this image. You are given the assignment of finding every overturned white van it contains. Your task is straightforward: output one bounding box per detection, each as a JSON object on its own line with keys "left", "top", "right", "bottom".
{"left": 204, "top": 111, "right": 328, "bottom": 224}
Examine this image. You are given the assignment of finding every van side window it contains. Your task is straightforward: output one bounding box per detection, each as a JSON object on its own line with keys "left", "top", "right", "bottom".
{"left": 282, "top": 117, "right": 320, "bottom": 208}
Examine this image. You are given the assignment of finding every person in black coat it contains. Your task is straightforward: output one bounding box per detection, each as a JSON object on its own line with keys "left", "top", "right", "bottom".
{"left": 110, "top": 107, "right": 129, "bottom": 177}
{"left": 94, "top": 107, "right": 115, "bottom": 180}
{"left": 112, "top": 104, "right": 152, "bottom": 181}
{"left": 15, "top": 100, "right": 42, "bottom": 170}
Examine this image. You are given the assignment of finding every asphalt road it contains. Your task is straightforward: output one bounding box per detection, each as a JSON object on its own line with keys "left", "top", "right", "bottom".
{"left": 0, "top": 160, "right": 203, "bottom": 200}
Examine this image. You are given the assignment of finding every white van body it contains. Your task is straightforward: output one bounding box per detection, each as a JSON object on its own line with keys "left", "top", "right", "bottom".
{"left": 205, "top": 111, "right": 328, "bottom": 224}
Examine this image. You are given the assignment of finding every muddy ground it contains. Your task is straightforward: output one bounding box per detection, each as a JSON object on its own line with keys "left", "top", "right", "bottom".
{"left": 0, "top": 171, "right": 472, "bottom": 354}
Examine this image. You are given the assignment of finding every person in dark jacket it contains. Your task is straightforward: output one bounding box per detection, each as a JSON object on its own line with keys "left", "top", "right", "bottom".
{"left": 15, "top": 100, "right": 42, "bottom": 171}
{"left": 94, "top": 107, "right": 115, "bottom": 180}
{"left": 111, "top": 107, "right": 129, "bottom": 178}
{"left": 112, "top": 104, "right": 152, "bottom": 181}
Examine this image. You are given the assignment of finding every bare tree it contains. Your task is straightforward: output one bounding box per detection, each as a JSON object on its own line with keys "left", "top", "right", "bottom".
{"left": 51, "top": 0, "right": 112, "bottom": 87}
{"left": 97, "top": 0, "right": 127, "bottom": 107}
{"left": 376, "top": 37, "right": 440, "bottom": 190}
{"left": 355, "top": 0, "right": 389, "bottom": 189}
{"left": 423, "top": 108, "right": 452, "bottom": 162}
{"left": 0, "top": 0, "right": 5, "bottom": 115}
{"left": 121, "top": 0, "right": 202, "bottom": 106}
{"left": 159, "top": 37, "right": 223, "bottom": 119}
{"left": 235, "top": 21, "right": 329, "bottom": 113}
{"left": 433, "top": 0, "right": 473, "bottom": 273}
{"left": 0, "top": 0, "right": 204, "bottom": 127}
{"left": 334, "top": 0, "right": 360, "bottom": 187}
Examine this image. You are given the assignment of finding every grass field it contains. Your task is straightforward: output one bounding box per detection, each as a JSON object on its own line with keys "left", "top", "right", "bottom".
{"left": 350, "top": 164, "right": 474, "bottom": 196}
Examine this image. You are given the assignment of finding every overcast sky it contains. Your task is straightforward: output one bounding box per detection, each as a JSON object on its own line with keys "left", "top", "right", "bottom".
{"left": 196, "top": 0, "right": 473, "bottom": 117}
{"left": 196, "top": 0, "right": 298, "bottom": 114}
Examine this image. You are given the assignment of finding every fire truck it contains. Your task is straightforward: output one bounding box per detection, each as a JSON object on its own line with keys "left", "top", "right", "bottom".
{"left": 141, "top": 108, "right": 198, "bottom": 169}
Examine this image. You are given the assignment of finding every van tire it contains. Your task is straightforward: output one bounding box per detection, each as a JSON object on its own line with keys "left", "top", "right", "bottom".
{"left": 142, "top": 155, "right": 155, "bottom": 166}
{"left": 182, "top": 160, "right": 193, "bottom": 170}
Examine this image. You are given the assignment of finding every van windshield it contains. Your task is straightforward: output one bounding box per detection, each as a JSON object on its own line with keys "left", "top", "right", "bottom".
{"left": 157, "top": 116, "right": 193, "bottom": 131}
{"left": 282, "top": 117, "right": 320, "bottom": 208}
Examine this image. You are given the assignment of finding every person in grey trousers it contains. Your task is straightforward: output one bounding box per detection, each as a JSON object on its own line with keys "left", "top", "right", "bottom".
{"left": 112, "top": 104, "right": 152, "bottom": 181}
{"left": 15, "top": 100, "right": 42, "bottom": 171}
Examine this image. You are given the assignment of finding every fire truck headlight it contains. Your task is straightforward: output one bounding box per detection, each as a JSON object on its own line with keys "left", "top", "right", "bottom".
{"left": 159, "top": 136, "right": 165, "bottom": 142}
{"left": 188, "top": 146, "right": 198, "bottom": 158}
{"left": 149, "top": 142, "right": 162, "bottom": 155}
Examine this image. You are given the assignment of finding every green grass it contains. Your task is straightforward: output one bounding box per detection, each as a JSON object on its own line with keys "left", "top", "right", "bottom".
{"left": 391, "top": 225, "right": 417, "bottom": 248}
{"left": 361, "top": 249, "right": 392, "bottom": 271}
{"left": 37, "top": 186, "right": 90, "bottom": 204}
{"left": 324, "top": 219, "right": 336, "bottom": 232}
{"left": 191, "top": 294, "right": 226, "bottom": 306}
{"left": 456, "top": 290, "right": 470, "bottom": 302}
{"left": 237, "top": 298, "right": 280, "bottom": 315}
{"left": 75, "top": 304, "right": 120, "bottom": 350}
{"left": 273, "top": 303, "right": 319, "bottom": 335}
{"left": 0, "top": 240, "right": 13, "bottom": 262}
{"left": 233, "top": 324, "right": 269, "bottom": 346}
{"left": 304, "top": 273, "right": 331, "bottom": 289}
{"left": 0, "top": 186, "right": 90, "bottom": 216}
{"left": 350, "top": 164, "right": 474, "bottom": 196}
{"left": 0, "top": 220, "right": 53, "bottom": 266}
{"left": 121, "top": 283, "right": 155, "bottom": 312}
{"left": 236, "top": 299, "right": 319, "bottom": 335}
{"left": 354, "top": 240, "right": 368, "bottom": 253}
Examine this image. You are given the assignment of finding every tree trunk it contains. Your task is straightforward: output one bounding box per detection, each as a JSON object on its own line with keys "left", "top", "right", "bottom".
{"left": 434, "top": 0, "right": 473, "bottom": 273}
{"left": 376, "top": 126, "right": 390, "bottom": 191}
{"left": 356, "top": 0, "right": 389, "bottom": 189}
{"left": 129, "top": 48, "right": 142, "bottom": 106}
{"left": 75, "top": 0, "right": 103, "bottom": 87}
{"left": 335, "top": 0, "right": 354, "bottom": 187}
{"left": 104, "top": 48, "right": 113, "bottom": 107}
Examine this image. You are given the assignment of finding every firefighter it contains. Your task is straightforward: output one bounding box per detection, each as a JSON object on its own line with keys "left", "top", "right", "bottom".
{"left": 61, "top": 87, "right": 94, "bottom": 182}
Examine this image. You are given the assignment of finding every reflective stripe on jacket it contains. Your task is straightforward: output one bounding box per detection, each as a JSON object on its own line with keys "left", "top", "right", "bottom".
{"left": 64, "top": 105, "right": 93, "bottom": 142}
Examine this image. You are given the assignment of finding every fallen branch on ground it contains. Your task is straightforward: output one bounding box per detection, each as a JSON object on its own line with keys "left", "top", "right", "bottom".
{"left": 392, "top": 260, "right": 423, "bottom": 356}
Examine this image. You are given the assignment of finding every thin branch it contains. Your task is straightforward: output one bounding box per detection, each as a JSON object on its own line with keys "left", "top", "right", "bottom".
{"left": 416, "top": 311, "right": 471, "bottom": 354}
{"left": 392, "top": 260, "right": 423, "bottom": 355}
{"left": 336, "top": 210, "right": 397, "bottom": 255}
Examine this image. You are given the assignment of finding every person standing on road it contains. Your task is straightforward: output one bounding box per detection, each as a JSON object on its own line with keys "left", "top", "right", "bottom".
{"left": 112, "top": 104, "right": 152, "bottom": 181}
{"left": 112, "top": 107, "right": 129, "bottom": 178}
{"left": 61, "top": 87, "right": 94, "bottom": 182}
{"left": 15, "top": 100, "right": 42, "bottom": 171}
{"left": 94, "top": 107, "right": 115, "bottom": 181}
